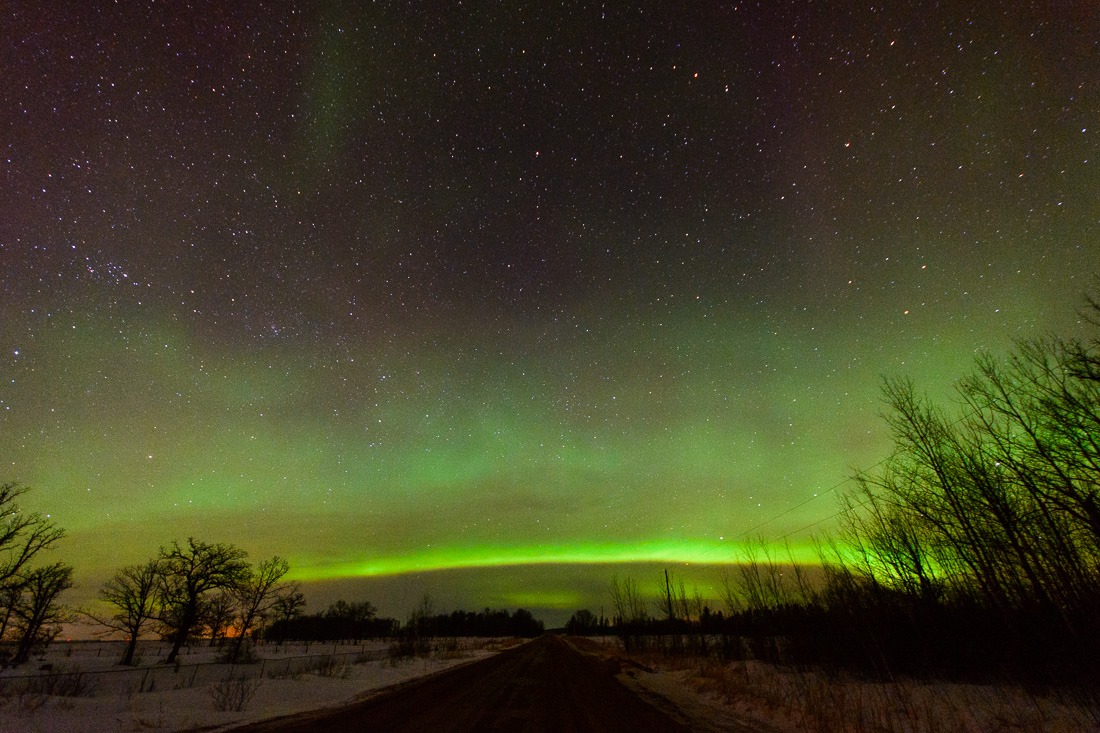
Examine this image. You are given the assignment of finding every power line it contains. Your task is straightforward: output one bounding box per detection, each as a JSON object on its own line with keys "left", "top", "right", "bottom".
{"left": 687, "top": 372, "right": 1038, "bottom": 566}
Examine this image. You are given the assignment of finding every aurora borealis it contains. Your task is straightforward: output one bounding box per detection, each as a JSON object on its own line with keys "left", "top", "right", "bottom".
{"left": 2, "top": 2, "right": 1098, "bottom": 623}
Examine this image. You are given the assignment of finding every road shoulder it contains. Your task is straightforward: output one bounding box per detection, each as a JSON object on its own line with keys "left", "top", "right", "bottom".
{"left": 562, "top": 637, "right": 777, "bottom": 733}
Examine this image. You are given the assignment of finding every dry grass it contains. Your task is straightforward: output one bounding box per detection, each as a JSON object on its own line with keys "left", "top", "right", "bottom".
{"left": 581, "top": 637, "right": 1100, "bottom": 733}
{"left": 678, "top": 657, "right": 1100, "bottom": 733}
{"left": 313, "top": 654, "right": 352, "bottom": 679}
{"left": 208, "top": 673, "right": 262, "bottom": 712}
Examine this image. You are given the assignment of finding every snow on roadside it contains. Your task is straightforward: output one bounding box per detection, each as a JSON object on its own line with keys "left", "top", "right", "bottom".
{"left": 605, "top": 645, "right": 1099, "bottom": 733}
{"left": 0, "top": 639, "right": 507, "bottom": 733}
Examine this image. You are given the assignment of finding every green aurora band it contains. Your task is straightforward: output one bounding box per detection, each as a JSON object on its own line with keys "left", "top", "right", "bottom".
{"left": 4, "top": 2, "right": 1100, "bottom": 626}
{"left": 8, "top": 279, "right": 1077, "bottom": 618}
{"left": 288, "top": 539, "right": 822, "bottom": 582}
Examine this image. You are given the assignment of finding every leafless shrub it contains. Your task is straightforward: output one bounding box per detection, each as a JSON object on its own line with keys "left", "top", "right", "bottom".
{"left": 217, "top": 641, "right": 260, "bottom": 664}
{"left": 683, "top": 656, "right": 1100, "bottom": 733}
{"left": 386, "top": 638, "right": 419, "bottom": 665}
{"left": 435, "top": 636, "right": 461, "bottom": 659}
{"left": 19, "top": 669, "right": 95, "bottom": 698}
{"left": 263, "top": 657, "right": 301, "bottom": 680}
{"left": 314, "top": 654, "right": 351, "bottom": 678}
{"left": 209, "top": 673, "right": 261, "bottom": 712}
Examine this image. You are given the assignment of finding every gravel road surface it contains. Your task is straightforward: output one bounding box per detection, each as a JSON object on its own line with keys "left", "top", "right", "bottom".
{"left": 227, "top": 635, "right": 695, "bottom": 732}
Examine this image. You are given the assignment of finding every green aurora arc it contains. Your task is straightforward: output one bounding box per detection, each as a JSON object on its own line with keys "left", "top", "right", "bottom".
{"left": 288, "top": 539, "right": 823, "bottom": 582}
{"left": 3, "top": 1, "right": 1099, "bottom": 623}
{"left": 8, "top": 282, "right": 1084, "bottom": 620}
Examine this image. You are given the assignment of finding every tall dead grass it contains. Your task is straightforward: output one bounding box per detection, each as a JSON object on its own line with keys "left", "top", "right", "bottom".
{"left": 682, "top": 657, "right": 1100, "bottom": 733}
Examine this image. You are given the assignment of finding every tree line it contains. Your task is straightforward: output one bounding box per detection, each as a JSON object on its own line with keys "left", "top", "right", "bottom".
{"left": 0, "top": 482, "right": 68, "bottom": 666}
{"left": 823, "top": 294, "right": 1100, "bottom": 682}
{"left": 0, "top": 507, "right": 303, "bottom": 668}
{"left": 0, "top": 489, "right": 543, "bottom": 667}
{"left": 267, "top": 596, "right": 544, "bottom": 642}
{"left": 82, "top": 538, "right": 300, "bottom": 665}
{"left": 578, "top": 295, "right": 1100, "bottom": 686}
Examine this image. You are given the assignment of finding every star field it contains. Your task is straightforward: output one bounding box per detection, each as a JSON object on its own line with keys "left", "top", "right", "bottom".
{"left": 2, "top": 2, "right": 1098, "bottom": 619}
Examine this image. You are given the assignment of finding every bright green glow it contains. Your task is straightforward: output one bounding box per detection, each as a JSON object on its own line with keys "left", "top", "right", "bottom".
{"left": 4, "top": 280, "right": 1079, "bottom": 615}
{"left": 287, "top": 539, "right": 823, "bottom": 581}
{"left": 3, "top": 3, "right": 1095, "bottom": 627}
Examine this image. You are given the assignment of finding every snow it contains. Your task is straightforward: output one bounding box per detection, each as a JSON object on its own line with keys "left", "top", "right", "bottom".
{"left": 0, "top": 638, "right": 506, "bottom": 732}
{"left": 575, "top": 637, "right": 1100, "bottom": 733}
{"left": 15, "top": 635, "right": 1095, "bottom": 732}
{"left": 624, "top": 654, "right": 1100, "bottom": 733}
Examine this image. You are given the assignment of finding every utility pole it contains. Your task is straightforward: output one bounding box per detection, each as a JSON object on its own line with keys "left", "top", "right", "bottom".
{"left": 664, "top": 569, "right": 676, "bottom": 622}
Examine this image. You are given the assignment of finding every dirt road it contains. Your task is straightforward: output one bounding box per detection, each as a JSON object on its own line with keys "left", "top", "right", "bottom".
{"left": 229, "top": 635, "right": 695, "bottom": 732}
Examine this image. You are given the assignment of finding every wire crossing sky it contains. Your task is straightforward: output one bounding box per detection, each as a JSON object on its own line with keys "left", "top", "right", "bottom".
{"left": 2, "top": 2, "right": 1098, "bottom": 619}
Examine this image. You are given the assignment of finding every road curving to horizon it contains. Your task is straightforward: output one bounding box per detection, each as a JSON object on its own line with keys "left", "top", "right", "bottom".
{"left": 226, "top": 635, "right": 711, "bottom": 732}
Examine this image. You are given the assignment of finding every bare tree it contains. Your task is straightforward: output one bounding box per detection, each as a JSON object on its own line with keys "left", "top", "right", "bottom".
{"left": 271, "top": 584, "right": 306, "bottom": 625}
{"left": 657, "top": 570, "right": 700, "bottom": 623}
{"left": 609, "top": 576, "right": 646, "bottom": 624}
{"left": 719, "top": 569, "right": 742, "bottom": 615}
{"left": 229, "top": 555, "right": 290, "bottom": 662}
{"left": 11, "top": 562, "right": 73, "bottom": 665}
{"left": 735, "top": 541, "right": 770, "bottom": 610}
{"left": 407, "top": 594, "right": 436, "bottom": 638}
{"left": 203, "top": 590, "right": 238, "bottom": 647}
{"left": 0, "top": 483, "right": 65, "bottom": 586}
{"left": 783, "top": 539, "right": 819, "bottom": 606}
{"left": 0, "top": 583, "right": 22, "bottom": 645}
{"left": 843, "top": 300, "right": 1100, "bottom": 637}
{"left": 841, "top": 471, "right": 943, "bottom": 606}
{"left": 157, "top": 538, "right": 249, "bottom": 663}
{"left": 0, "top": 483, "right": 65, "bottom": 643}
{"left": 326, "top": 599, "right": 377, "bottom": 622}
{"left": 83, "top": 560, "right": 161, "bottom": 665}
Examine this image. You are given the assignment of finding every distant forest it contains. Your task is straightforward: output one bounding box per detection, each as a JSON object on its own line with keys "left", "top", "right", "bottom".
{"left": 266, "top": 598, "right": 544, "bottom": 642}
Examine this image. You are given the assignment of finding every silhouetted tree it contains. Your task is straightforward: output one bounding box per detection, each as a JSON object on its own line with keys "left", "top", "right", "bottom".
{"left": 509, "top": 608, "right": 542, "bottom": 636}
{"left": 407, "top": 594, "right": 435, "bottom": 640}
{"left": 11, "top": 562, "right": 73, "bottom": 665}
{"left": 566, "top": 608, "right": 598, "bottom": 635}
{"left": 832, "top": 294, "right": 1100, "bottom": 680}
{"left": 157, "top": 538, "right": 249, "bottom": 663}
{"left": 610, "top": 576, "right": 649, "bottom": 651}
{"left": 84, "top": 560, "right": 161, "bottom": 665}
{"left": 609, "top": 576, "right": 646, "bottom": 624}
{"left": 265, "top": 600, "right": 398, "bottom": 642}
{"left": 404, "top": 606, "right": 544, "bottom": 638}
{"left": 203, "top": 589, "right": 237, "bottom": 647}
{"left": 325, "top": 599, "right": 377, "bottom": 623}
{"left": 229, "top": 556, "right": 291, "bottom": 662}
{"left": 269, "top": 585, "right": 306, "bottom": 632}
{"left": 0, "top": 483, "right": 65, "bottom": 643}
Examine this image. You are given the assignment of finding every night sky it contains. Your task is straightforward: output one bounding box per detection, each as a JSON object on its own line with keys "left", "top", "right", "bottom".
{"left": 3, "top": 2, "right": 1098, "bottom": 622}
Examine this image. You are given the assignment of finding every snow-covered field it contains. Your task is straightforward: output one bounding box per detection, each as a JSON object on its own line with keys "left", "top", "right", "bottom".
{"left": 0, "top": 638, "right": 506, "bottom": 733}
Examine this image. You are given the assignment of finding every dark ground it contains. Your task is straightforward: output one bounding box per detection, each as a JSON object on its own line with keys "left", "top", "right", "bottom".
{"left": 226, "top": 635, "right": 702, "bottom": 732}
